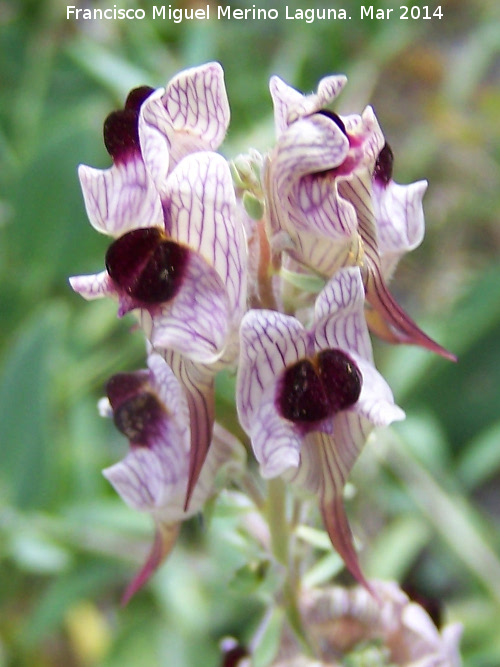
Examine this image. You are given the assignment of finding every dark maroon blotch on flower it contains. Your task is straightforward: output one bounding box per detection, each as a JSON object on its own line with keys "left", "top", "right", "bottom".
{"left": 279, "top": 359, "right": 332, "bottom": 423}
{"left": 317, "top": 349, "right": 362, "bottom": 412}
{"left": 125, "top": 86, "right": 155, "bottom": 113}
{"left": 106, "top": 371, "right": 149, "bottom": 410}
{"left": 105, "top": 371, "right": 166, "bottom": 445}
{"left": 277, "top": 349, "right": 362, "bottom": 425}
{"left": 317, "top": 109, "right": 348, "bottom": 136}
{"left": 374, "top": 142, "right": 394, "bottom": 185}
{"left": 103, "top": 86, "right": 154, "bottom": 162}
{"left": 105, "top": 227, "right": 189, "bottom": 305}
{"left": 113, "top": 391, "right": 166, "bottom": 445}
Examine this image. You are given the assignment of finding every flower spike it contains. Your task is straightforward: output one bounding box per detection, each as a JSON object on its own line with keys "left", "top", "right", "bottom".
{"left": 70, "top": 65, "right": 458, "bottom": 637}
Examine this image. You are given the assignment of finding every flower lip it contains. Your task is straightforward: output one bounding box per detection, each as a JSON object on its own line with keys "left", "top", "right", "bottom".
{"left": 105, "top": 227, "right": 189, "bottom": 305}
{"left": 277, "top": 348, "right": 362, "bottom": 427}
{"left": 103, "top": 86, "right": 155, "bottom": 162}
{"left": 374, "top": 141, "right": 394, "bottom": 185}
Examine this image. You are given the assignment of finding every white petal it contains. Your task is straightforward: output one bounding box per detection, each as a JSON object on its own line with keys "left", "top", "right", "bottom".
{"left": 313, "top": 74, "right": 348, "bottom": 112}
{"left": 354, "top": 357, "right": 406, "bottom": 426}
{"left": 103, "top": 420, "right": 188, "bottom": 513}
{"left": 69, "top": 270, "right": 114, "bottom": 300}
{"left": 265, "top": 116, "right": 355, "bottom": 260}
{"left": 374, "top": 179, "right": 427, "bottom": 279}
{"left": 251, "top": 388, "right": 302, "bottom": 478}
{"left": 337, "top": 169, "right": 376, "bottom": 238}
{"left": 165, "top": 152, "right": 247, "bottom": 317}
{"left": 273, "top": 116, "right": 350, "bottom": 196}
{"left": 139, "top": 63, "right": 230, "bottom": 191}
{"left": 137, "top": 87, "right": 172, "bottom": 193}
{"left": 237, "top": 309, "right": 308, "bottom": 431}
{"left": 149, "top": 250, "right": 230, "bottom": 363}
{"left": 269, "top": 75, "right": 306, "bottom": 135}
{"left": 269, "top": 74, "right": 347, "bottom": 133}
{"left": 284, "top": 229, "right": 358, "bottom": 278}
{"left": 78, "top": 160, "right": 162, "bottom": 237}
{"left": 352, "top": 106, "right": 385, "bottom": 168}
{"left": 164, "top": 62, "right": 230, "bottom": 149}
{"left": 286, "top": 171, "right": 357, "bottom": 239}
{"left": 289, "top": 415, "right": 370, "bottom": 496}
{"left": 313, "top": 267, "right": 374, "bottom": 362}
{"left": 402, "top": 602, "right": 443, "bottom": 645}
{"left": 147, "top": 352, "right": 189, "bottom": 426}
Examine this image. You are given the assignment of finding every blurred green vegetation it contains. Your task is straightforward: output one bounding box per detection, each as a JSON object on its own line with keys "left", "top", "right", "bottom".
{"left": 1, "top": 0, "right": 500, "bottom": 664}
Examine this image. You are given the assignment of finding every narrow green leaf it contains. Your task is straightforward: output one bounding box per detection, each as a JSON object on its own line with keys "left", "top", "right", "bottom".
{"left": 368, "top": 516, "right": 431, "bottom": 581}
{"left": 457, "top": 421, "right": 500, "bottom": 490}
{"left": 0, "top": 305, "right": 66, "bottom": 509}
{"left": 252, "top": 608, "right": 284, "bottom": 667}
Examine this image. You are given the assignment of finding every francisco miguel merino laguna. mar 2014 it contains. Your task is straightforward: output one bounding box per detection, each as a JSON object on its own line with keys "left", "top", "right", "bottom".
{"left": 66, "top": 5, "right": 379, "bottom": 22}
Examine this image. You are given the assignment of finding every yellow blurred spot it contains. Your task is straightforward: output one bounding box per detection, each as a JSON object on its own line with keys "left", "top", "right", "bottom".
{"left": 65, "top": 601, "right": 111, "bottom": 665}
{"left": 397, "top": 46, "right": 445, "bottom": 87}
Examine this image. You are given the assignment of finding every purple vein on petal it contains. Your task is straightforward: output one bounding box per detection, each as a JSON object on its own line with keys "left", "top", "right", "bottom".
{"left": 149, "top": 249, "right": 230, "bottom": 362}
{"left": 163, "top": 351, "right": 215, "bottom": 511}
{"left": 165, "top": 151, "right": 247, "bottom": 317}
{"left": 313, "top": 267, "right": 374, "bottom": 363}
{"left": 315, "top": 423, "right": 375, "bottom": 595}
{"left": 164, "top": 62, "right": 230, "bottom": 148}
{"left": 237, "top": 309, "right": 308, "bottom": 431}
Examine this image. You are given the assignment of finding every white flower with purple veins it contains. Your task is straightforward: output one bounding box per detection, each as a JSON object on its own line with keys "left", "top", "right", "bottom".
{"left": 265, "top": 73, "right": 381, "bottom": 275}
{"left": 78, "top": 62, "right": 230, "bottom": 235}
{"left": 101, "top": 353, "right": 243, "bottom": 603}
{"left": 78, "top": 85, "right": 162, "bottom": 237}
{"left": 138, "top": 62, "right": 230, "bottom": 192}
{"left": 237, "top": 268, "right": 405, "bottom": 587}
{"left": 71, "top": 71, "right": 244, "bottom": 363}
{"left": 266, "top": 75, "right": 454, "bottom": 360}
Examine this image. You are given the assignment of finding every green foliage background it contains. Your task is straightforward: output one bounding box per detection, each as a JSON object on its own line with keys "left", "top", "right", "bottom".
{"left": 0, "top": 0, "right": 499, "bottom": 664}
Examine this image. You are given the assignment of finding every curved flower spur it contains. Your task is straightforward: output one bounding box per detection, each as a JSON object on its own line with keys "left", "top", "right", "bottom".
{"left": 70, "top": 63, "right": 248, "bottom": 506}
{"left": 237, "top": 268, "right": 405, "bottom": 589}
{"left": 264, "top": 73, "right": 455, "bottom": 360}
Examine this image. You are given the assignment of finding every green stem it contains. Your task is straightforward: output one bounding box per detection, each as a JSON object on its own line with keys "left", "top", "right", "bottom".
{"left": 266, "top": 478, "right": 313, "bottom": 655}
{"left": 239, "top": 471, "right": 266, "bottom": 511}
{"left": 266, "top": 477, "right": 288, "bottom": 566}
